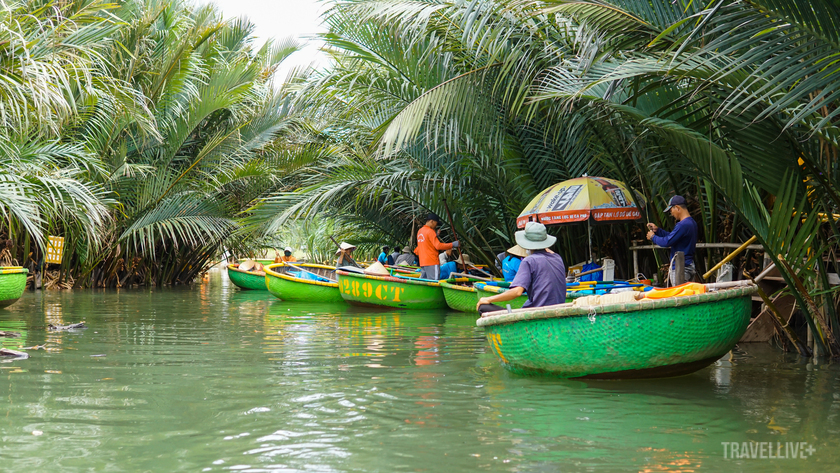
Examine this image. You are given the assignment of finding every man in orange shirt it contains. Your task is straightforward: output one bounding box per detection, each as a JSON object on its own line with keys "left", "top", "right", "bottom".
{"left": 414, "top": 213, "right": 459, "bottom": 280}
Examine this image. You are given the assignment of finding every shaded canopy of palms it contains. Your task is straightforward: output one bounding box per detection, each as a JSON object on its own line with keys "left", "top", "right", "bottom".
{"left": 0, "top": 0, "right": 303, "bottom": 286}
{"left": 251, "top": 0, "right": 840, "bottom": 355}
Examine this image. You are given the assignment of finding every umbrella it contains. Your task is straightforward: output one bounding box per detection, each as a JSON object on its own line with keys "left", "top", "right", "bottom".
{"left": 517, "top": 176, "right": 644, "bottom": 260}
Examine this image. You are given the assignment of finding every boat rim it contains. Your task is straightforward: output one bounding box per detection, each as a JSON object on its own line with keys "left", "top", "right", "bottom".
{"left": 477, "top": 284, "right": 757, "bottom": 327}
{"left": 336, "top": 270, "right": 443, "bottom": 287}
{"left": 226, "top": 263, "right": 266, "bottom": 276}
{"left": 265, "top": 262, "right": 338, "bottom": 288}
{"left": 439, "top": 281, "right": 476, "bottom": 292}
{"left": 0, "top": 267, "right": 28, "bottom": 275}
{"left": 475, "top": 283, "right": 522, "bottom": 296}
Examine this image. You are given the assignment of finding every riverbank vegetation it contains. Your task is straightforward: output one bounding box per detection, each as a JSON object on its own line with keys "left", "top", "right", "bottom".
{"left": 4, "top": 0, "right": 840, "bottom": 355}
{"left": 0, "top": 0, "right": 301, "bottom": 287}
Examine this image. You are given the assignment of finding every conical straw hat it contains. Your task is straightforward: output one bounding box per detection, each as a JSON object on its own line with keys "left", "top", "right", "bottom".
{"left": 507, "top": 245, "right": 527, "bottom": 258}
{"left": 363, "top": 261, "right": 390, "bottom": 276}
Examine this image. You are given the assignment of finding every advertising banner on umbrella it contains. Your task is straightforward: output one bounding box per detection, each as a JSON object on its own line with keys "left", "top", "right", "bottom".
{"left": 517, "top": 176, "right": 643, "bottom": 228}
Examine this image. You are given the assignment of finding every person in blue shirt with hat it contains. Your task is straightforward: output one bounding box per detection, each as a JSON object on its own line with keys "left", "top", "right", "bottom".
{"left": 647, "top": 195, "right": 698, "bottom": 286}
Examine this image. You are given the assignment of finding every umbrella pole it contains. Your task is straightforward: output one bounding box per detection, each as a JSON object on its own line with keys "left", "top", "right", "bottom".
{"left": 587, "top": 219, "right": 593, "bottom": 263}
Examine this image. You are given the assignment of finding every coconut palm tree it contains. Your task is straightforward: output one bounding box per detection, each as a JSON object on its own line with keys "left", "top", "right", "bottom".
{"left": 251, "top": 0, "right": 840, "bottom": 354}
{"left": 0, "top": 0, "right": 305, "bottom": 287}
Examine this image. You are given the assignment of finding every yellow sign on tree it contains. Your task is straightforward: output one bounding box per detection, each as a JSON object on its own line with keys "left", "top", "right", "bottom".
{"left": 46, "top": 236, "right": 64, "bottom": 264}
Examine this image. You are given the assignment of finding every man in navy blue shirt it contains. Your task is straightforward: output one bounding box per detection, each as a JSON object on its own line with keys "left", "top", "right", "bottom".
{"left": 647, "top": 195, "right": 698, "bottom": 286}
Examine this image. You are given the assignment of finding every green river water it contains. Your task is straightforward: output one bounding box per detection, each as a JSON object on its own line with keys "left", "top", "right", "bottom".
{"left": 0, "top": 269, "right": 838, "bottom": 472}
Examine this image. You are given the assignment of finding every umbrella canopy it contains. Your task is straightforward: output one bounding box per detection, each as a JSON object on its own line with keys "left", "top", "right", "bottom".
{"left": 517, "top": 176, "right": 643, "bottom": 228}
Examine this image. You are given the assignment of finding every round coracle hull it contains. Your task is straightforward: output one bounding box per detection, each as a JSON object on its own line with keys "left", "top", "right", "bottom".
{"left": 477, "top": 286, "right": 756, "bottom": 378}
{"left": 475, "top": 284, "right": 529, "bottom": 311}
{"left": 337, "top": 271, "right": 447, "bottom": 309}
{"left": 0, "top": 267, "right": 28, "bottom": 308}
{"left": 441, "top": 282, "right": 479, "bottom": 312}
{"left": 265, "top": 263, "right": 344, "bottom": 303}
{"left": 226, "top": 265, "right": 268, "bottom": 291}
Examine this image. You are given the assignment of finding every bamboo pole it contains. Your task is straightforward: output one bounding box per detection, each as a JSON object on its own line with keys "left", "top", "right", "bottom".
{"left": 777, "top": 255, "right": 833, "bottom": 357}
{"left": 451, "top": 272, "right": 493, "bottom": 282}
{"left": 702, "top": 235, "right": 758, "bottom": 280}
{"left": 750, "top": 278, "right": 811, "bottom": 357}
{"left": 754, "top": 263, "right": 777, "bottom": 282}
{"left": 567, "top": 266, "right": 604, "bottom": 281}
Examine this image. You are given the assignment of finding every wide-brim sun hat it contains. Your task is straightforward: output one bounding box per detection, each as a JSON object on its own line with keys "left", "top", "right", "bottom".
{"left": 457, "top": 254, "right": 473, "bottom": 265}
{"left": 515, "top": 222, "right": 556, "bottom": 250}
{"left": 401, "top": 246, "right": 411, "bottom": 252}
{"left": 506, "top": 244, "right": 528, "bottom": 258}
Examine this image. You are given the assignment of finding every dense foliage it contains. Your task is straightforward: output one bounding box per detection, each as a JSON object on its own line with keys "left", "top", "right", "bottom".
{"left": 249, "top": 0, "right": 840, "bottom": 356}
{"left": 0, "top": 0, "right": 300, "bottom": 286}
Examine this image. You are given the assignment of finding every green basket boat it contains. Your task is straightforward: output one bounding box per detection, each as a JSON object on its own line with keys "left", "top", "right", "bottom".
{"left": 336, "top": 270, "right": 447, "bottom": 309}
{"left": 440, "top": 280, "right": 480, "bottom": 312}
{"left": 440, "top": 279, "right": 520, "bottom": 313}
{"left": 0, "top": 267, "right": 28, "bottom": 308}
{"left": 226, "top": 263, "right": 268, "bottom": 290}
{"left": 239, "top": 258, "right": 274, "bottom": 266}
{"left": 475, "top": 282, "right": 529, "bottom": 311}
{"left": 477, "top": 284, "right": 757, "bottom": 379}
{"left": 265, "top": 263, "right": 344, "bottom": 303}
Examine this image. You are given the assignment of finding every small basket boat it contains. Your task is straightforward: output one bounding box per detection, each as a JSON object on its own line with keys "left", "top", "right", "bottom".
{"left": 226, "top": 263, "right": 268, "bottom": 290}
{"left": 477, "top": 284, "right": 757, "bottom": 379}
{"left": 0, "top": 267, "right": 28, "bottom": 308}
{"left": 336, "top": 270, "right": 447, "bottom": 309}
{"left": 475, "top": 282, "right": 529, "bottom": 310}
{"left": 440, "top": 280, "right": 480, "bottom": 312}
{"left": 440, "top": 279, "right": 527, "bottom": 313}
{"left": 265, "top": 263, "right": 344, "bottom": 303}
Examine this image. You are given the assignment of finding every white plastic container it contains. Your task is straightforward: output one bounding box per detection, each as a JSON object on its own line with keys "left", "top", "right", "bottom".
{"left": 602, "top": 259, "right": 615, "bottom": 281}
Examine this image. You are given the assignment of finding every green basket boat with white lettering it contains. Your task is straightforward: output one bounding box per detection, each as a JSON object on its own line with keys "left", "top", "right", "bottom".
{"left": 265, "top": 263, "right": 344, "bottom": 303}
{"left": 0, "top": 267, "right": 28, "bottom": 308}
{"left": 336, "top": 270, "right": 447, "bottom": 309}
{"left": 477, "top": 284, "right": 757, "bottom": 379}
{"left": 226, "top": 263, "right": 268, "bottom": 290}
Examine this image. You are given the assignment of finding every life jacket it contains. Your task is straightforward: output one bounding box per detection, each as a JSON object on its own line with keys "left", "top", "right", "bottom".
{"left": 644, "top": 282, "right": 706, "bottom": 299}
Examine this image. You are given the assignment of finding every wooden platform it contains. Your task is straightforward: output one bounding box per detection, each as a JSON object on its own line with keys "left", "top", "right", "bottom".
{"left": 739, "top": 294, "right": 796, "bottom": 343}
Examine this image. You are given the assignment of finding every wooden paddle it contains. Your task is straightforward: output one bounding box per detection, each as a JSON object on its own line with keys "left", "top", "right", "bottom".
{"left": 450, "top": 272, "right": 494, "bottom": 282}
{"left": 442, "top": 199, "right": 464, "bottom": 265}
{"left": 444, "top": 200, "right": 503, "bottom": 278}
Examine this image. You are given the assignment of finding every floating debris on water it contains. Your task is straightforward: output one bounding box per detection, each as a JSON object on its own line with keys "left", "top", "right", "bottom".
{"left": 48, "top": 322, "right": 87, "bottom": 331}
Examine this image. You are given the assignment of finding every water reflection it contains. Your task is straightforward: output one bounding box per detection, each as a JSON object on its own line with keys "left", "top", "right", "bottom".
{"left": 0, "top": 277, "right": 836, "bottom": 472}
